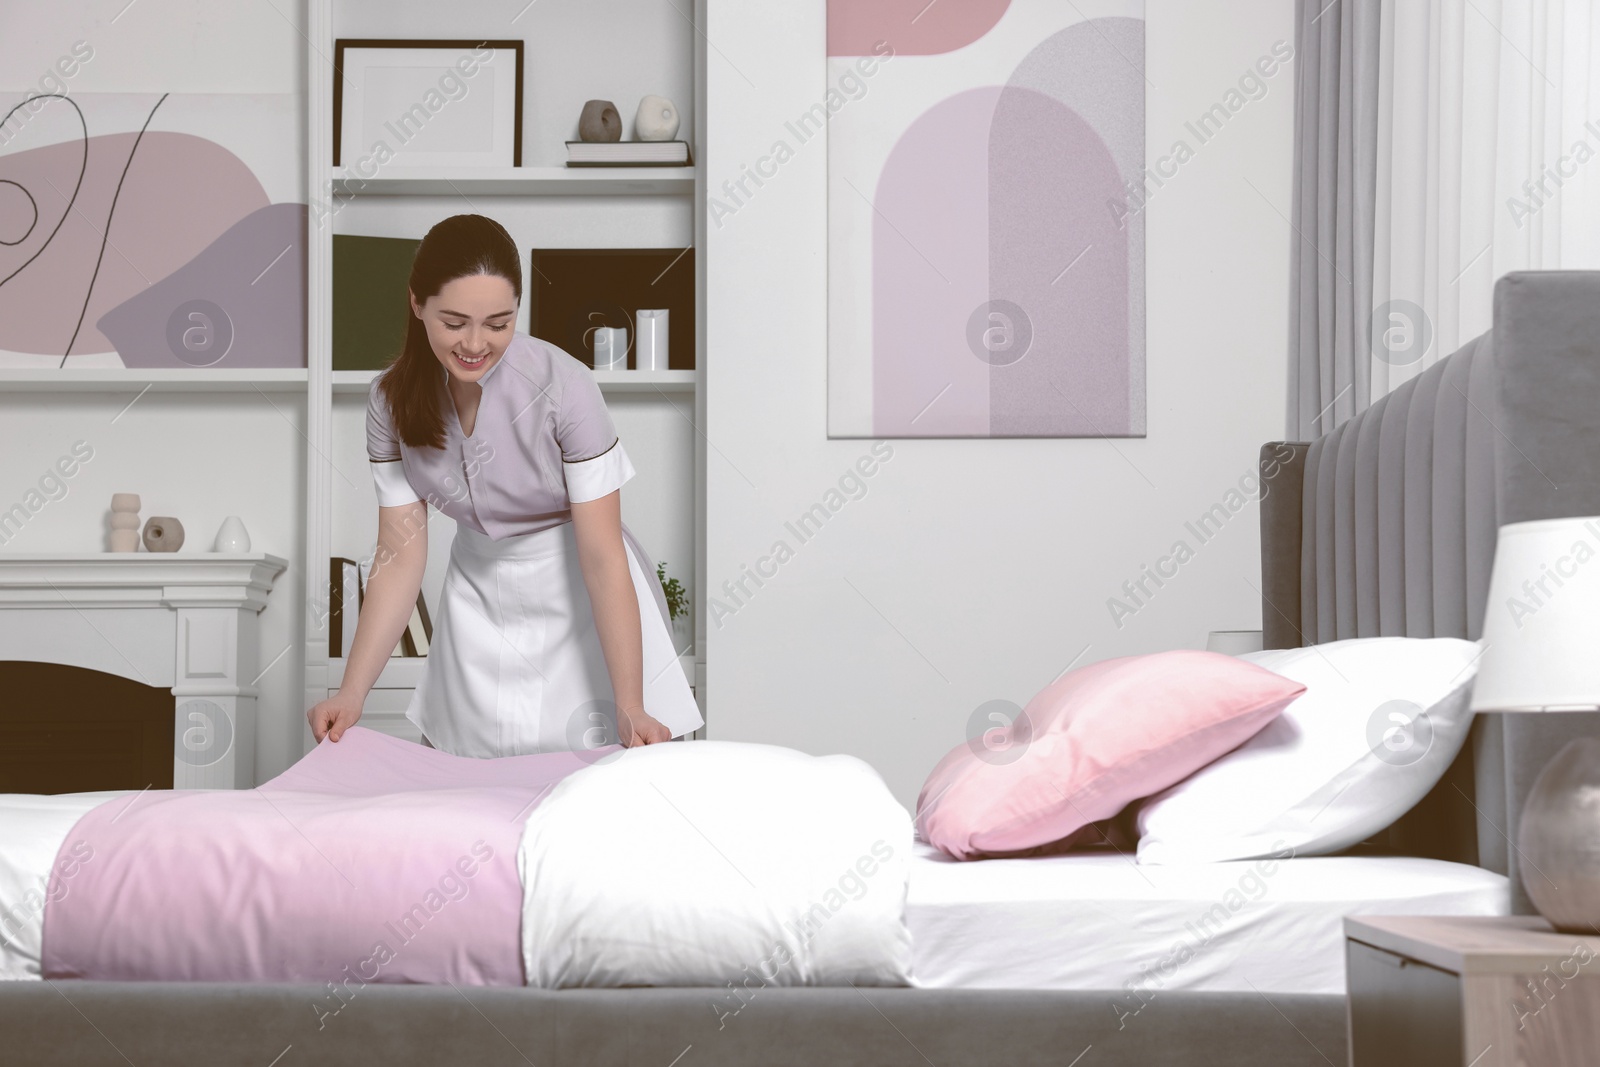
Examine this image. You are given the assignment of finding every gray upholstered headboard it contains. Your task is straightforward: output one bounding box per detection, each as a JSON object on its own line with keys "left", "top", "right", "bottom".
{"left": 1258, "top": 271, "right": 1600, "bottom": 912}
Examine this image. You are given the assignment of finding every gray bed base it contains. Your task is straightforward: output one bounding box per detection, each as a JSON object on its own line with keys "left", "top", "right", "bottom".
{"left": 10, "top": 271, "right": 1600, "bottom": 1066}
{"left": 8, "top": 983, "right": 1344, "bottom": 1067}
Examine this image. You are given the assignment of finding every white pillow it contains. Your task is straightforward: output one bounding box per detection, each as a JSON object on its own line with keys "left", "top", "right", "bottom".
{"left": 1135, "top": 636, "right": 1482, "bottom": 864}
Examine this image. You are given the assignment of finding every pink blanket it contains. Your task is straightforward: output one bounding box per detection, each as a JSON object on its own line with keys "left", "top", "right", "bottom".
{"left": 41, "top": 727, "right": 605, "bottom": 985}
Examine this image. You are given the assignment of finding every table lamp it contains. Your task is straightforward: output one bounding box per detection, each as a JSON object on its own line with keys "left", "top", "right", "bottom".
{"left": 1472, "top": 515, "right": 1600, "bottom": 933}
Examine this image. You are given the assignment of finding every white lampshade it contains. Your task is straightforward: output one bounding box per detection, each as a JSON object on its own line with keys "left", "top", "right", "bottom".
{"left": 1472, "top": 516, "right": 1600, "bottom": 712}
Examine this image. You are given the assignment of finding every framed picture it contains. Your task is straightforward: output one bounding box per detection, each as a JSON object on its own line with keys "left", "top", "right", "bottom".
{"left": 824, "top": 3, "right": 1146, "bottom": 438}
{"left": 528, "top": 248, "right": 696, "bottom": 371}
{"left": 333, "top": 39, "right": 523, "bottom": 168}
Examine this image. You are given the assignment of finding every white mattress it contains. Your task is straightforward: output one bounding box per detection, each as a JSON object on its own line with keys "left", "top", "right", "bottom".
{"left": 906, "top": 841, "right": 1509, "bottom": 995}
{"left": 2, "top": 794, "right": 1510, "bottom": 993}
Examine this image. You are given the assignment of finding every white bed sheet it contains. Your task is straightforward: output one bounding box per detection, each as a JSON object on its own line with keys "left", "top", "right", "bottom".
{"left": 906, "top": 841, "right": 1509, "bottom": 995}
{"left": 0, "top": 791, "right": 132, "bottom": 980}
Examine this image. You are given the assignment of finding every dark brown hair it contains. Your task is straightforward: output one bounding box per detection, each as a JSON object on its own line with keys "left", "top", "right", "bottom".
{"left": 377, "top": 214, "right": 522, "bottom": 449}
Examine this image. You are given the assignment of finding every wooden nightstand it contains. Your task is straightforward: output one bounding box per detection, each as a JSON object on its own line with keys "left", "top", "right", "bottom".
{"left": 1345, "top": 915, "right": 1600, "bottom": 1067}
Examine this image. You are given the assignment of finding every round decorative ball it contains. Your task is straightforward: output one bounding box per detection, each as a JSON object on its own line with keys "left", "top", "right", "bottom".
{"left": 634, "top": 95, "right": 680, "bottom": 142}
{"left": 142, "top": 516, "right": 185, "bottom": 553}
{"left": 579, "top": 99, "right": 622, "bottom": 143}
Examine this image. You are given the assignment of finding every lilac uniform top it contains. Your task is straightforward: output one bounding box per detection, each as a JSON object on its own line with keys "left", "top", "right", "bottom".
{"left": 364, "top": 331, "right": 637, "bottom": 532}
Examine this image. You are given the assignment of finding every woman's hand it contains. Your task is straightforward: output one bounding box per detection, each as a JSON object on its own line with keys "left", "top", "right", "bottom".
{"left": 307, "top": 693, "right": 363, "bottom": 743}
{"left": 617, "top": 704, "right": 670, "bottom": 746}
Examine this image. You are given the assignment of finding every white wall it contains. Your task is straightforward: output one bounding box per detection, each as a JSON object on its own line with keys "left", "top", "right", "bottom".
{"left": 702, "top": 0, "right": 1298, "bottom": 809}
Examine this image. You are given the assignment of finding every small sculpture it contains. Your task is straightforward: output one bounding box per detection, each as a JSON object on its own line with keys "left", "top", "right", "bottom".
{"left": 213, "top": 515, "right": 251, "bottom": 552}
{"left": 579, "top": 100, "right": 622, "bottom": 143}
{"left": 110, "top": 493, "right": 141, "bottom": 553}
{"left": 142, "top": 516, "right": 185, "bottom": 552}
{"left": 635, "top": 95, "right": 680, "bottom": 142}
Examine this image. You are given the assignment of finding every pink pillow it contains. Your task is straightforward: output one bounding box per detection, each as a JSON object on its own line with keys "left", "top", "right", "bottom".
{"left": 916, "top": 650, "right": 1305, "bottom": 859}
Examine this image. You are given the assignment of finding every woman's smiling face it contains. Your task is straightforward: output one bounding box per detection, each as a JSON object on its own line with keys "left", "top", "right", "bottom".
{"left": 411, "top": 273, "right": 519, "bottom": 383}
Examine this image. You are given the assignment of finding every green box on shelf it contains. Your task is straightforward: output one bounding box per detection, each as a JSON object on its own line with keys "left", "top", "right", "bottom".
{"left": 333, "top": 234, "right": 419, "bottom": 371}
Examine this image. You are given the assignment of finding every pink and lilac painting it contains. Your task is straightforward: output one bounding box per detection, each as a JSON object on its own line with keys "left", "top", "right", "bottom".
{"left": 826, "top": 0, "right": 1145, "bottom": 438}
{"left": 0, "top": 92, "right": 306, "bottom": 369}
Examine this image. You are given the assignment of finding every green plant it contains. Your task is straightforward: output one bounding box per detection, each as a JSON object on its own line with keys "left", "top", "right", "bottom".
{"left": 656, "top": 561, "right": 690, "bottom": 622}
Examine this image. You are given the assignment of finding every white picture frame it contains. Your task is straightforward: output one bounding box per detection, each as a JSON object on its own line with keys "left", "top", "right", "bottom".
{"left": 333, "top": 39, "right": 523, "bottom": 170}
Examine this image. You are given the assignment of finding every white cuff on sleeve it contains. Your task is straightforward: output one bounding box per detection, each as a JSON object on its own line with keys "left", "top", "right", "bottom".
{"left": 564, "top": 441, "right": 636, "bottom": 503}
{"left": 370, "top": 460, "right": 422, "bottom": 507}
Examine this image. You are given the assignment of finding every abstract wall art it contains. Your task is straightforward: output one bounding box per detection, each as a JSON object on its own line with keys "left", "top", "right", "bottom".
{"left": 0, "top": 92, "right": 305, "bottom": 369}
{"left": 826, "top": 0, "right": 1145, "bottom": 438}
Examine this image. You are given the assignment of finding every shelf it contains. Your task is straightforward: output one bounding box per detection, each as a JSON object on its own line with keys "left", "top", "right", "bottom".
{"left": 329, "top": 652, "right": 698, "bottom": 692}
{"left": 0, "top": 368, "right": 696, "bottom": 395}
{"left": 593, "top": 369, "right": 699, "bottom": 393}
{"left": 329, "top": 656, "right": 429, "bottom": 690}
{"left": 331, "top": 369, "right": 698, "bottom": 394}
{"left": 0, "top": 368, "right": 309, "bottom": 393}
{"left": 331, "top": 166, "right": 696, "bottom": 197}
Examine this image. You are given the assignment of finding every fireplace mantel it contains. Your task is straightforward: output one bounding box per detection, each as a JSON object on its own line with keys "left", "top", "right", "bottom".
{"left": 0, "top": 552, "right": 288, "bottom": 788}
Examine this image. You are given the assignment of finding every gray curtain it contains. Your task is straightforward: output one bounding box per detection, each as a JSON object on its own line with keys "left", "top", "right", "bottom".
{"left": 1287, "top": 0, "right": 1382, "bottom": 439}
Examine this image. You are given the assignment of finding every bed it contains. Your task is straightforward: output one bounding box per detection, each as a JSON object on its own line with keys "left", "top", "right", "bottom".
{"left": 4, "top": 270, "right": 1599, "bottom": 1066}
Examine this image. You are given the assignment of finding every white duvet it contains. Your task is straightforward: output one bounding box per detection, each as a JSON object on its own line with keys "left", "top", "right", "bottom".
{"left": 0, "top": 741, "right": 917, "bottom": 987}
{"left": 518, "top": 740, "right": 915, "bottom": 987}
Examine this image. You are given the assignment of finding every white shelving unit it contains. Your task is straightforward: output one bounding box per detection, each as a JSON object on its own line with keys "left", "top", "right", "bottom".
{"left": 0, "top": 368, "right": 310, "bottom": 392}
{"left": 303, "top": 0, "right": 708, "bottom": 746}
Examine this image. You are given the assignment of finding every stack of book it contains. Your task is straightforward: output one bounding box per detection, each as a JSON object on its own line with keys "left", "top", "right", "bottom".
{"left": 329, "top": 557, "right": 432, "bottom": 659}
{"left": 564, "top": 140, "right": 693, "bottom": 167}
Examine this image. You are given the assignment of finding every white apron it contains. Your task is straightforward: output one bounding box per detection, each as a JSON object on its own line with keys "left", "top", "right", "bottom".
{"left": 406, "top": 520, "right": 702, "bottom": 757}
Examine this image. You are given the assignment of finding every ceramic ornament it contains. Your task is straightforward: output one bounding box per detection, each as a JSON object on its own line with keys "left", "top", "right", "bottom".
{"left": 635, "top": 309, "right": 669, "bottom": 370}
{"left": 592, "top": 326, "right": 628, "bottom": 371}
{"left": 634, "top": 95, "right": 680, "bottom": 141}
{"left": 578, "top": 100, "right": 622, "bottom": 142}
{"left": 213, "top": 515, "right": 251, "bottom": 552}
{"left": 142, "top": 516, "right": 185, "bottom": 553}
{"left": 110, "top": 493, "right": 141, "bottom": 553}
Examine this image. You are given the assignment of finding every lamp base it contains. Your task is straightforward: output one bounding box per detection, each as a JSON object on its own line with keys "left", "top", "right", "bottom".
{"left": 1519, "top": 737, "right": 1600, "bottom": 934}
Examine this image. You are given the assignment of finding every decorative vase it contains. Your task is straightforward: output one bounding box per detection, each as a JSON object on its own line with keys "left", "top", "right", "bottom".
{"left": 141, "top": 516, "right": 185, "bottom": 553}
{"left": 635, "top": 309, "right": 669, "bottom": 371}
{"left": 634, "top": 95, "right": 680, "bottom": 141}
{"left": 578, "top": 100, "right": 622, "bottom": 142}
{"left": 1518, "top": 737, "right": 1600, "bottom": 933}
{"left": 213, "top": 515, "right": 251, "bottom": 552}
{"left": 110, "top": 493, "right": 141, "bottom": 553}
